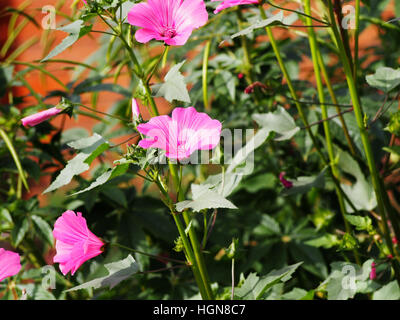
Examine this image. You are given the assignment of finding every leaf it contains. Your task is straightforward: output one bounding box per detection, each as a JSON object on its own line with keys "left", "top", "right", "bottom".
{"left": 337, "top": 148, "right": 377, "bottom": 212}
{"left": 366, "top": 67, "right": 400, "bottom": 93}
{"left": 231, "top": 12, "right": 284, "bottom": 38}
{"left": 11, "top": 218, "right": 29, "bottom": 247}
{"left": 41, "top": 20, "right": 92, "bottom": 62}
{"left": 176, "top": 184, "right": 237, "bottom": 212}
{"left": 65, "top": 255, "right": 140, "bottom": 292}
{"left": 235, "top": 262, "right": 303, "bottom": 300}
{"left": 71, "top": 163, "right": 129, "bottom": 195}
{"left": 344, "top": 214, "right": 373, "bottom": 232}
{"left": 252, "top": 107, "right": 300, "bottom": 141}
{"left": 116, "top": 1, "right": 135, "bottom": 23}
{"left": 31, "top": 215, "right": 54, "bottom": 246}
{"left": 44, "top": 134, "right": 109, "bottom": 193}
{"left": 305, "top": 234, "right": 340, "bottom": 249}
{"left": 373, "top": 281, "right": 400, "bottom": 300}
{"left": 253, "top": 215, "right": 281, "bottom": 236}
{"left": 225, "top": 107, "right": 299, "bottom": 175}
{"left": 281, "top": 167, "right": 327, "bottom": 196}
{"left": 151, "top": 61, "right": 191, "bottom": 103}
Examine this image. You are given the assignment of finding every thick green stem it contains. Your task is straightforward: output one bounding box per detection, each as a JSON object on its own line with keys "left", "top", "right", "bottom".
{"left": 325, "top": 0, "right": 400, "bottom": 281}
{"left": 303, "top": 0, "right": 359, "bottom": 264}
{"left": 316, "top": 51, "right": 357, "bottom": 156}
{"left": 202, "top": 40, "right": 212, "bottom": 111}
{"left": 353, "top": 0, "right": 360, "bottom": 80}
{"left": 169, "top": 162, "right": 214, "bottom": 299}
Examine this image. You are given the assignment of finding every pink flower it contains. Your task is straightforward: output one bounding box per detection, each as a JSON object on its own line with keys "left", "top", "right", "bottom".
{"left": 21, "top": 107, "right": 62, "bottom": 127}
{"left": 279, "top": 172, "right": 293, "bottom": 189}
{"left": 0, "top": 248, "right": 21, "bottom": 282}
{"left": 127, "top": 0, "right": 209, "bottom": 46}
{"left": 132, "top": 98, "right": 141, "bottom": 121}
{"left": 137, "top": 107, "right": 222, "bottom": 160}
{"left": 53, "top": 210, "right": 104, "bottom": 276}
{"left": 211, "top": 0, "right": 260, "bottom": 14}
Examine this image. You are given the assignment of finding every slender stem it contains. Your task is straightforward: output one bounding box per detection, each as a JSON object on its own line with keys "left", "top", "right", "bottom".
{"left": 110, "top": 243, "right": 187, "bottom": 264}
{"left": 169, "top": 162, "right": 214, "bottom": 299}
{"left": 303, "top": 0, "right": 359, "bottom": 264}
{"left": 353, "top": 0, "right": 361, "bottom": 80}
{"left": 202, "top": 40, "right": 212, "bottom": 111}
{"left": 325, "top": 0, "right": 400, "bottom": 282}
{"left": 316, "top": 49, "right": 357, "bottom": 156}
{"left": 265, "top": 0, "right": 330, "bottom": 26}
{"left": 231, "top": 257, "right": 235, "bottom": 300}
{"left": 258, "top": 4, "right": 359, "bottom": 217}
{"left": 73, "top": 103, "right": 130, "bottom": 122}
{"left": 147, "top": 46, "right": 169, "bottom": 84}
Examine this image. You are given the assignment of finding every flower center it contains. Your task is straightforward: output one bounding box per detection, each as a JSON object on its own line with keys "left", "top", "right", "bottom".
{"left": 162, "top": 27, "right": 177, "bottom": 38}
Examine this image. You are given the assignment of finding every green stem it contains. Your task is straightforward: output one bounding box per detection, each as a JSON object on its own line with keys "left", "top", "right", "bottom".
{"left": 325, "top": 0, "right": 400, "bottom": 281}
{"left": 110, "top": 243, "right": 187, "bottom": 264}
{"left": 169, "top": 162, "right": 214, "bottom": 299}
{"left": 353, "top": 0, "right": 360, "bottom": 80}
{"left": 316, "top": 51, "right": 357, "bottom": 156}
{"left": 202, "top": 40, "right": 212, "bottom": 111}
{"left": 303, "top": 0, "right": 359, "bottom": 264}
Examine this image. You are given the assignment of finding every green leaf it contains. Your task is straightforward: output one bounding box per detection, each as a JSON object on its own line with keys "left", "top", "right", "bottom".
{"left": 281, "top": 167, "right": 327, "bottom": 196}
{"left": 41, "top": 20, "right": 92, "bottom": 62}
{"left": 366, "top": 67, "right": 400, "bottom": 93}
{"left": 252, "top": 106, "right": 300, "bottom": 141}
{"left": 235, "top": 262, "right": 303, "bottom": 300}
{"left": 151, "top": 61, "right": 191, "bottom": 103}
{"left": 344, "top": 214, "right": 373, "bottom": 232}
{"left": 282, "top": 288, "right": 311, "bottom": 300}
{"left": 253, "top": 215, "right": 281, "bottom": 236}
{"left": 31, "top": 215, "right": 54, "bottom": 246}
{"left": 65, "top": 255, "right": 140, "bottom": 292}
{"left": 305, "top": 234, "right": 340, "bottom": 249}
{"left": 11, "top": 218, "right": 29, "bottom": 247}
{"left": 44, "top": 134, "right": 109, "bottom": 193}
{"left": 71, "top": 163, "right": 129, "bottom": 195}
{"left": 373, "top": 281, "right": 400, "bottom": 300}
{"left": 176, "top": 184, "right": 237, "bottom": 212}
{"left": 0, "top": 128, "right": 29, "bottom": 191}
{"left": 337, "top": 148, "right": 377, "bottom": 212}
{"left": 231, "top": 12, "right": 284, "bottom": 38}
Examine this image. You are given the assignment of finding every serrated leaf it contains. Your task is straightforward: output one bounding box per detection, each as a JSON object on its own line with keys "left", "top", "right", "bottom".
{"left": 373, "top": 281, "right": 400, "bottom": 300}
{"left": 344, "top": 214, "right": 372, "bottom": 231}
{"left": 176, "top": 184, "right": 237, "bottom": 212}
{"left": 65, "top": 255, "right": 139, "bottom": 292}
{"left": 305, "top": 234, "right": 340, "bottom": 249}
{"left": 31, "top": 215, "right": 54, "bottom": 246}
{"left": 252, "top": 107, "right": 300, "bottom": 141}
{"left": 235, "top": 262, "right": 303, "bottom": 300}
{"left": 231, "top": 12, "right": 284, "bottom": 38}
{"left": 366, "top": 67, "right": 400, "bottom": 93}
{"left": 71, "top": 163, "right": 129, "bottom": 196}
{"left": 41, "top": 20, "right": 92, "bottom": 62}
{"left": 44, "top": 134, "right": 109, "bottom": 193}
{"left": 151, "top": 61, "right": 191, "bottom": 103}
{"left": 11, "top": 218, "right": 29, "bottom": 247}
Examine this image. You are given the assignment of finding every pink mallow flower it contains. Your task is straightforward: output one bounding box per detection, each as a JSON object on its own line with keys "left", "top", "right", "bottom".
{"left": 211, "top": 0, "right": 260, "bottom": 14}
{"left": 127, "top": 0, "right": 209, "bottom": 46}
{"left": 21, "top": 107, "right": 62, "bottom": 127}
{"left": 53, "top": 210, "right": 104, "bottom": 276}
{"left": 0, "top": 248, "right": 21, "bottom": 282}
{"left": 137, "top": 107, "right": 222, "bottom": 161}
